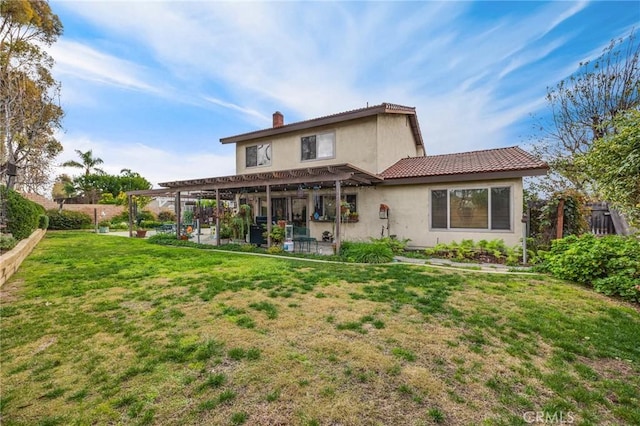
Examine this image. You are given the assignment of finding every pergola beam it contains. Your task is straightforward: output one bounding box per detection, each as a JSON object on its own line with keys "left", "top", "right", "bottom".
{"left": 156, "top": 172, "right": 356, "bottom": 194}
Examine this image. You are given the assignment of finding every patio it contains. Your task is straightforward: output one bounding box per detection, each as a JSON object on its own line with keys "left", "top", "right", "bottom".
{"left": 127, "top": 163, "right": 382, "bottom": 252}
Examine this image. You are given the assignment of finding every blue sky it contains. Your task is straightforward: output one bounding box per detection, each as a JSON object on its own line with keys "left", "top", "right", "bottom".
{"left": 49, "top": 0, "right": 639, "bottom": 187}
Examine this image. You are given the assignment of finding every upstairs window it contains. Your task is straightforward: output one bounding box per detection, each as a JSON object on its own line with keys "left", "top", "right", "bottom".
{"left": 246, "top": 144, "right": 271, "bottom": 168}
{"left": 301, "top": 132, "right": 335, "bottom": 161}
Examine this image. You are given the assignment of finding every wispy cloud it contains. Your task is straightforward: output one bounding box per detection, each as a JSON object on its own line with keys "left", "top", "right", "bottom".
{"left": 49, "top": 0, "right": 635, "bottom": 167}
{"left": 202, "top": 97, "right": 269, "bottom": 124}
{"left": 50, "top": 40, "right": 158, "bottom": 93}
{"left": 542, "top": 0, "right": 589, "bottom": 37}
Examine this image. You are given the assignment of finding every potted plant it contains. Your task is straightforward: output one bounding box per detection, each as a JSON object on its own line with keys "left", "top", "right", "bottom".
{"left": 264, "top": 225, "right": 285, "bottom": 247}
{"left": 348, "top": 212, "right": 359, "bottom": 222}
{"left": 135, "top": 226, "right": 148, "bottom": 238}
{"left": 180, "top": 225, "right": 193, "bottom": 240}
{"left": 98, "top": 220, "right": 110, "bottom": 233}
{"left": 228, "top": 204, "right": 251, "bottom": 242}
{"left": 340, "top": 201, "right": 350, "bottom": 215}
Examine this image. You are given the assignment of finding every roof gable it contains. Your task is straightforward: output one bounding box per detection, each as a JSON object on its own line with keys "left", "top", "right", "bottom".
{"left": 380, "top": 146, "right": 548, "bottom": 181}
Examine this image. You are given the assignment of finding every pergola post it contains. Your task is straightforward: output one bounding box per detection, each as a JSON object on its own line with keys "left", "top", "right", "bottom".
{"left": 335, "top": 179, "right": 341, "bottom": 254}
{"left": 128, "top": 195, "right": 134, "bottom": 237}
{"left": 266, "top": 184, "right": 272, "bottom": 246}
{"left": 175, "top": 191, "right": 181, "bottom": 240}
{"left": 215, "top": 188, "right": 220, "bottom": 246}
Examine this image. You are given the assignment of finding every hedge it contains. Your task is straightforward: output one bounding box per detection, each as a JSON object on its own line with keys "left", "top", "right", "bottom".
{"left": 1, "top": 185, "right": 45, "bottom": 240}
{"left": 46, "top": 209, "right": 93, "bottom": 230}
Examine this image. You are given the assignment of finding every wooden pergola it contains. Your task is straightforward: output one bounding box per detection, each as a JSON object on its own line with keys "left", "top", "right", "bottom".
{"left": 126, "top": 163, "right": 382, "bottom": 252}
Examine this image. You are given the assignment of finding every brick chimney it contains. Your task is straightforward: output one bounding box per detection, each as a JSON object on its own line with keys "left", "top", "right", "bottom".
{"left": 273, "top": 111, "right": 284, "bottom": 128}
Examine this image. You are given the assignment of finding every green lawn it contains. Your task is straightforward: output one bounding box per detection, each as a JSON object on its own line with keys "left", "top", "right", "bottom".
{"left": 1, "top": 232, "right": 638, "bottom": 425}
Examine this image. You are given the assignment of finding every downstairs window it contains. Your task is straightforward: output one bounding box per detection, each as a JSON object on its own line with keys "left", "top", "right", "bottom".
{"left": 431, "top": 186, "right": 511, "bottom": 230}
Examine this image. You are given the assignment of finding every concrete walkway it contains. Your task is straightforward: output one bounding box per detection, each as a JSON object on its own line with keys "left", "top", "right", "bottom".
{"left": 395, "top": 255, "right": 536, "bottom": 274}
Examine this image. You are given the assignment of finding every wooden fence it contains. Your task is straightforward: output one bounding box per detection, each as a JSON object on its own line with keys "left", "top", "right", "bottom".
{"left": 587, "top": 202, "right": 616, "bottom": 235}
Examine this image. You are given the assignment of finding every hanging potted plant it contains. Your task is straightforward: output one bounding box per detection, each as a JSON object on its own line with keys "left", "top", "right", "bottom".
{"left": 340, "top": 201, "right": 350, "bottom": 215}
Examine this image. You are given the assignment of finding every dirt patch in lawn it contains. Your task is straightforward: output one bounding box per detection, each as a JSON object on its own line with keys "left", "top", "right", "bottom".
{"left": 0, "top": 278, "right": 24, "bottom": 303}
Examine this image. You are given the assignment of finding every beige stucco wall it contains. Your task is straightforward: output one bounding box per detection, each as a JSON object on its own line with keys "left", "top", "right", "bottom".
{"left": 235, "top": 116, "right": 377, "bottom": 174}
{"left": 344, "top": 179, "right": 524, "bottom": 247}
{"left": 376, "top": 114, "right": 423, "bottom": 172}
{"left": 252, "top": 178, "right": 524, "bottom": 248}
{"left": 235, "top": 115, "right": 421, "bottom": 175}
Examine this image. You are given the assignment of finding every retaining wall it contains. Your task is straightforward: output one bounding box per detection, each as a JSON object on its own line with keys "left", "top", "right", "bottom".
{"left": 0, "top": 229, "right": 46, "bottom": 287}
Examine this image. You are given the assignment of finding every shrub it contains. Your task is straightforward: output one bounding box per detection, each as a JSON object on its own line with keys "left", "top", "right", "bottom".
{"left": 543, "top": 234, "right": 640, "bottom": 302}
{"left": 140, "top": 220, "right": 162, "bottom": 229}
{"left": 266, "top": 245, "right": 283, "bottom": 254}
{"left": 424, "top": 239, "right": 520, "bottom": 265}
{"left": 2, "top": 186, "right": 44, "bottom": 240}
{"left": 158, "top": 210, "right": 176, "bottom": 222}
{"left": 340, "top": 241, "right": 394, "bottom": 263}
{"left": 265, "top": 226, "right": 285, "bottom": 245}
{"left": 136, "top": 210, "right": 155, "bottom": 225}
{"left": 109, "top": 211, "right": 130, "bottom": 224}
{"left": 147, "top": 234, "right": 178, "bottom": 244}
{"left": 38, "top": 214, "right": 50, "bottom": 229}
{"left": 47, "top": 209, "right": 93, "bottom": 230}
{"left": 0, "top": 234, "right": 17, "bottom": 251}
{"left": 147, "top": 233, "right": 198, "bottom": 248}
{"left": 371, "top": 236, "right": 410, "bottom": 254}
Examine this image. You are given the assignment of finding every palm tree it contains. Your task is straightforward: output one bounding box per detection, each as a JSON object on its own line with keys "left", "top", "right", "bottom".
{"left": 62, "top": 149, "right": 105, "bottom": 176}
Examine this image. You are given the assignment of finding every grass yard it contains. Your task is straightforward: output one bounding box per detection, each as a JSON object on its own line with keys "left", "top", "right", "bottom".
{"left": 1, "top": 232, "right": 639, "bottom": 425}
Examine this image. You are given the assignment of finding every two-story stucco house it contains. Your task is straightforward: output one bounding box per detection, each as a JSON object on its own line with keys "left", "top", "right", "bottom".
{"left": 131, "top": 103, "right": 548, "bottom": 250}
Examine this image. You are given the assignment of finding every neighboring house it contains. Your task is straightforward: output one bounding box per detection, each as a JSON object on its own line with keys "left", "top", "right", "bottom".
{"left": 130, "top": 103, "right": 548, "bottom": 248}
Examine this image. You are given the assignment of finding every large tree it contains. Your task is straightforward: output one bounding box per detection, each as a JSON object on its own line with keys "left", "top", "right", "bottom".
{"left": 0, "top": 0, "right": 63, "bottom": 191}
{"left": 532, "top": 30, "right": 639, "bottom": 195}
{"left": 61, "top": 149, "right": 105, "bottom": 202}
{"left": 60, "top": 166, "right": 152, "bottom": 205}
{"left": 578, "top": 109, "right": 640, "bottom": 227}
{"left": 62, "top": 149, "right": 105, "bottom": 176}
{"left": 50, "top": 172, "right": 72, "bottom": 198}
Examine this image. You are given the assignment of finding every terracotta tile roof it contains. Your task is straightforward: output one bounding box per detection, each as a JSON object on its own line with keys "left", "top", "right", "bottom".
{"left": 220, "top": 102, "right": 424, "bottom": 149}
{"left": 380, "top": 146, "right": 548, "bottom": 179}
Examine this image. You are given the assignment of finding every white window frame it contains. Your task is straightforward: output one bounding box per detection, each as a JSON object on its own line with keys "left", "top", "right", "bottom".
{"left": 301, "top": 131, "right": 335, "bottom": 162}
{"left": 430, "top": 185, "right": 513, "bottom": 231}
